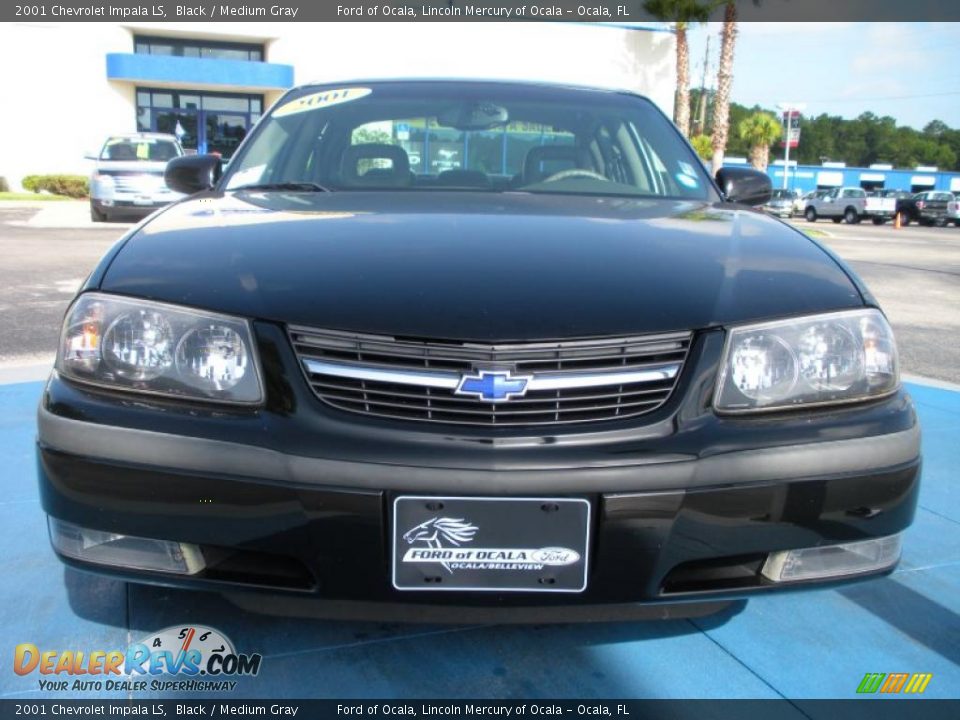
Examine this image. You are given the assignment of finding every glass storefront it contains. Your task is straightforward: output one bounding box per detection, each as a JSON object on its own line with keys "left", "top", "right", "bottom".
{"left": 134, "top": 35, "right": 264, "bottom": 62}
{"left": 136, "top": 89, "right": 263, "bottom": 157}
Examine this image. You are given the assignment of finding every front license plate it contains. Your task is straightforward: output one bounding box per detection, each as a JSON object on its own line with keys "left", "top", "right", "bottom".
{"left": 133, "top": 196, "right": 154, "bottom": 206}
{"left": 392, "top": 496, "right": 590, "bottom": 593}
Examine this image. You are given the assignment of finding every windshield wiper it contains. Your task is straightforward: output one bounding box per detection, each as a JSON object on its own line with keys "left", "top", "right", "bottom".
{"left": 232, "top": 182, "right": 332, "bottom": 193}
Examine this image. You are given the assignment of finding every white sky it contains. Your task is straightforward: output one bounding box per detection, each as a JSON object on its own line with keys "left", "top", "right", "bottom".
{"left": 687, "top": 22, "right": 960, "bottom": 130}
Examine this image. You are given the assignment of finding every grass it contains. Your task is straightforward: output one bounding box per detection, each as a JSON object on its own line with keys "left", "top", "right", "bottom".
{"left": 0, "top": 192, "right": 75, "bottom": 202}
{"left": 802, "top": 228, "right": 830, "bottom": 238}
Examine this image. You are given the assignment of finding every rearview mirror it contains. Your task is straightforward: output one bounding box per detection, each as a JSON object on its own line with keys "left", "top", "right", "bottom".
{"left": 164, "top": 154, "right": 222, "bottom": 195}
{"left": 715, "top": 167, "right": 772, "bottom": 207}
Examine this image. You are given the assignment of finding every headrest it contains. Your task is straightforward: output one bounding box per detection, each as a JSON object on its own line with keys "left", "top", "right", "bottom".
{"left": 340, "top": 143, "right": 411, "bottom": 186}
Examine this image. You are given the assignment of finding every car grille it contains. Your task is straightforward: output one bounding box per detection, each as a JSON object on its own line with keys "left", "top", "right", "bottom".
{"left": 107, "top": 173, "right": 166, "bottom": 194}
{"left": 289, "top": 326, "right": 691, "bottom": 427}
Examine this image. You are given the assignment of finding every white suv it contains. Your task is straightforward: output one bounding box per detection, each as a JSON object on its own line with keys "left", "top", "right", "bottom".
{"left": 88, "top": 133, "right": 185, "bottom": 222}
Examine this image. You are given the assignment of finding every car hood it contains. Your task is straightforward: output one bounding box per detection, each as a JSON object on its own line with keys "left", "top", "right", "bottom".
{"left": 94, "top": 161, "right": 169, "bottom": 175}
{"left": 99, "top": 191, "right": 863, "bottom": 341}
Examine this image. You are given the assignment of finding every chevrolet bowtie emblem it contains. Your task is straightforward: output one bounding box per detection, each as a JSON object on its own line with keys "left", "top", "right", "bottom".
{"left": 455, "top": 371, "right": 531, "bottom": 402}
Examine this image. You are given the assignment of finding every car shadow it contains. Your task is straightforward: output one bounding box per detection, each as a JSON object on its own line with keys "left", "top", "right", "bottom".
{"left": 63, "top": 566, "right": 750, "bottom": 699}
{"left": 838, "top": 575, "right": 960, "bottom": 666}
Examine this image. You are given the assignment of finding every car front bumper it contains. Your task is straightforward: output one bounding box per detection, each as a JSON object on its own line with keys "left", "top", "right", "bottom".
{"left": 36, "top": 360, "right": 921, "bottom": 621}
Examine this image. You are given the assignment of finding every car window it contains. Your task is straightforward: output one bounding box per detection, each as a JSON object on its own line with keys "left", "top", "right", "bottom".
{"left": 101, "top": 138, "right": 181, "bottom": 162}
{"left": 223, "top": 82, "right": 715, "bottom": 200}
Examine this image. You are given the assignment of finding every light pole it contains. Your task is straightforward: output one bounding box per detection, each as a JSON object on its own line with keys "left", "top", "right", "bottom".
{"left": 777, "top": 102, "right": 806, "bottom": 191}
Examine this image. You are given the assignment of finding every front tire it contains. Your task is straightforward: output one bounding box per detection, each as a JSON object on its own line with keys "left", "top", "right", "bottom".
{"left": 90, "top": 202, "right": 107, "bottom": 222}
{"left": 805, "top": 207, "right": 817, "bottom": 222}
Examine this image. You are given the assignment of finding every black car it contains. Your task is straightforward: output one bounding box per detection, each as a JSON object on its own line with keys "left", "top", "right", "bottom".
{"left": 38, "top": 80, "right": 919, "bottom": 622}
{"left": 913, "top": 190, "right": 956, "bottom": 226}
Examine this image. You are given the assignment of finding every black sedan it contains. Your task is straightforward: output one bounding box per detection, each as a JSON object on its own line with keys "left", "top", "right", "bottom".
{"left": 38, "top": 80, "right": 919, "bottom": 622}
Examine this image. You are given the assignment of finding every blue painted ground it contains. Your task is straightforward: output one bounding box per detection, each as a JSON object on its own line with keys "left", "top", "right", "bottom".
{"left": 1, "top": 380, "right": 957, "bottom": 700}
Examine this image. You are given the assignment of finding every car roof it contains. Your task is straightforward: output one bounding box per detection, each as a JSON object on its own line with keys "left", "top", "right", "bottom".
{"left": 295, "top": 77, "right": 640, "bottom": 98}
{"left": 105, "top": 133, "right": 179, "bottom": 141}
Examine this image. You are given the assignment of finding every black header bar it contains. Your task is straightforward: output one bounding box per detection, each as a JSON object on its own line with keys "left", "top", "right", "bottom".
{"left": 6, "top": 0, "right": 960, "bottom": 23}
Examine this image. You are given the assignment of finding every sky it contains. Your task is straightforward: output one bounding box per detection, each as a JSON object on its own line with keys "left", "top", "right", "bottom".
{"left": 686, "top": 22, "right": 960, "bottom": 131}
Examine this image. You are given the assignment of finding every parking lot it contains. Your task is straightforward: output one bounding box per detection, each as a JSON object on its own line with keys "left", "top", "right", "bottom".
{"left": 1, "top": 203, "right": 958, "bottom": 701}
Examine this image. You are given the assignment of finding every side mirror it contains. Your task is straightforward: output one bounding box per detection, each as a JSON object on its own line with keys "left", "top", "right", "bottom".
{"left": 164, "top": 154, "right": 222, "bottom": 195}
{"left": 715, "top": 167, "right": 772, "bottom": 207}
{"left": 84, "top": 152, "right": 98, "bottom": 161}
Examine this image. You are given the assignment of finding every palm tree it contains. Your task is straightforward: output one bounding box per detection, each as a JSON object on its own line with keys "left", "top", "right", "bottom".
{"left": 710, "top": 2, "right": 738, "bottom": 173}
{"left": 690, "top": 134, "right": 714, "bottom": 161}
{"left": 738, "top": 112, "right": 782, "bottom": 170}
{"left": 644, "top": 0, "right": 720, "bottom": 137}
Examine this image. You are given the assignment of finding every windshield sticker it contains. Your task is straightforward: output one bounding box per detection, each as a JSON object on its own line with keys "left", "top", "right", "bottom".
{"left": 273, "top": 87, "right": 372, "bottom": 118}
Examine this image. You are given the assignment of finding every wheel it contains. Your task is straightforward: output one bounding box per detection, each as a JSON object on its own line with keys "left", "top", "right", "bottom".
{"left": 832, "top": 217, "right": 842, "bottom": 223}
{"left": 844, "top": 207, "right": 860, "bottom": 224}
{"left": 896, "top": 211, "right": 911, "bottom": 226}
{"left": 805, "top": 207, "right": 817, "bottom": 222}
{"left": 934, "top": 217, "right": 947, "bottom": 228}
{"left": 90, "top": 202, "right": 107, "bottom": 222}
{"left": 872, "top": 217, "right": 886, "bottom": 225}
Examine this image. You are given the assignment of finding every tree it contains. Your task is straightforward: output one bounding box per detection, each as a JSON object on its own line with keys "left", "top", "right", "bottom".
{"left": 690, "top": 134, "right": 713, "bottom": 160}
{"left": 710, "top": 2, "right": 738, "bottom": 173}
{"left": 738, "top": 112, "right": 782, "bottom": 170}
{"left": 644, "top": 0, "right": 721, "bottom": 137}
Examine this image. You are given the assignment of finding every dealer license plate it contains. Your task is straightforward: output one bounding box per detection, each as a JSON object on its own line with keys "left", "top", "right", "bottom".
{"left": 392, "top": 496, "right": 590, "bottom": 592}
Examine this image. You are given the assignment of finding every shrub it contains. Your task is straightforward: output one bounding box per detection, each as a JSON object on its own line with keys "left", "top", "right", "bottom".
{"left": 20, "top": 174, "right": 89, "bottom": 198}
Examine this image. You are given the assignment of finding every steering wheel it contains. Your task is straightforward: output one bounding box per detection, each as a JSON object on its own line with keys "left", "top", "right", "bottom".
{"left": 541, "top": 168, "right": 609, "bottom": 183}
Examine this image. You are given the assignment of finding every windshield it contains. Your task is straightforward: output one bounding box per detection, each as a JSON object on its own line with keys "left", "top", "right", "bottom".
{"left": 100, "top": 138, "right": 181, "bottom": 162}
{"left": 223, "top": 82, "right": 714, "bottom": 200}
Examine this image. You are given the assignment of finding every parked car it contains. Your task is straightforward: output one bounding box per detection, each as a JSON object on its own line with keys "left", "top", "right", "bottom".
{"left": 949, "top": 192, "right": 960, "bottom": 227}
{"left": 87, "top": 133, "right": 185, "bottom": 222}
{"left": 40, "top": 80, "right": 917, "bottom": 622}
{"left": 913, "top": 190, "right": 956, "bottom": 227}
{"left": 864, "top": 191, "right": 897, "bottom": 224}
{"left": 763, "top": 188, "right": 799, "bottom": 218}
{"left": 804, "top": 186, "right": 868, "bottom": 223}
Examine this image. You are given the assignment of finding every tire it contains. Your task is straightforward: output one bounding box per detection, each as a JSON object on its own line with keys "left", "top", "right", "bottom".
{"left": 934, "top": 217, "right": 947, "bottom": 228}
{"left": 90, "top": 202, "right": 107, "bottom": 223}
{"left": 805, "top": 207, "right": 817, "bottom": 222}
{"left": 844, "top": 207, "right": 860, "bottom": 224}
{"left": 872, "top": 217, "right": 886, "bottom": 225}
{"left": 897, "top": 211, "right": 911, "bottom": 226}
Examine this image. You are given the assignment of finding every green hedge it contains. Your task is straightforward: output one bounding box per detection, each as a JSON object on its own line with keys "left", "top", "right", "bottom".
{"left": 21, "top": 174, "right": 89, "bottom": 198}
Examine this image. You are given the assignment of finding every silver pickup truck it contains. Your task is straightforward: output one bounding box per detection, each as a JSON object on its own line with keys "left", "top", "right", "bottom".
{"left": 804, "top": 187, "right": 868, "bottom": 224}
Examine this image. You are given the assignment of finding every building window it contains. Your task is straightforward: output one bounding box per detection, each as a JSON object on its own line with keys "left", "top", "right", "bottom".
{"left": 136, "top": 88, "right": 263, "bottom": 158}
{"left": 134, "top": 35, "right": 264, "bottom": 62}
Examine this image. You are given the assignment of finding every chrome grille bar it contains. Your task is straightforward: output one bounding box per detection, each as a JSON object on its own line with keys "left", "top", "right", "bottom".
{"left": 290, "top": 326, "right": 691, "bottom": 427}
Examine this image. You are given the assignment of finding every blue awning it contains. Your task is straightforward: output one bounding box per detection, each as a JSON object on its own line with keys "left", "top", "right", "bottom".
{"left": 106, "top": 53, "right": 293, "bottom": 91}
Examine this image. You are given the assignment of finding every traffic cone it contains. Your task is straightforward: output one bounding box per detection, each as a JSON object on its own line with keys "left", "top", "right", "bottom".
{"left": 894, "top": 212, "right": 901, "bottom": 230}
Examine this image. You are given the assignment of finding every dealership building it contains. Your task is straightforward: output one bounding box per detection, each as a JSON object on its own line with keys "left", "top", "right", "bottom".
{"left": 0, "top": 22, "right": 676, "bottom": 191}
{"left": 742, "top": 160, "right": 960, "bottom": 194}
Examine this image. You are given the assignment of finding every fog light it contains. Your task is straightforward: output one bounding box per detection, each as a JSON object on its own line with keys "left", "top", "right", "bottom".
{"left": 48, "top": 519, "right": 205, "bottom": 575}
{"left": 761, "top": 534, "right": 902, "bottom": 582}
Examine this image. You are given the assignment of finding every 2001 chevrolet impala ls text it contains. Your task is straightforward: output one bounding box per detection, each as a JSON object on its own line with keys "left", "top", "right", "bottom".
{"left": 37, "top": 80, "right": 919, "bottom": 621}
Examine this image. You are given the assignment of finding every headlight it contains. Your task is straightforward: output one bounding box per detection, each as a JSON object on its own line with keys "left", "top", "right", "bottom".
{"left": 58, "top": 293, "right": 262, "bottom": 405}
{"left": 715, "top": 309, "right": 898, "bottom": 413}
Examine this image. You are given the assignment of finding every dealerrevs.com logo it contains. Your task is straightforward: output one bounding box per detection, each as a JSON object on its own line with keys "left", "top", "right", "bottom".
{"left": 13, "top": 625, "right": 262, "bottom": 693}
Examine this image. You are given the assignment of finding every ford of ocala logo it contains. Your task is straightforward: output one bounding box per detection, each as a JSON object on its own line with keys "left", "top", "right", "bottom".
{"left": 455, "top": 370, "right": 531, "bottom": 402}
{"left": 401, "top": 517, "right": 581, "bottom": 574}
